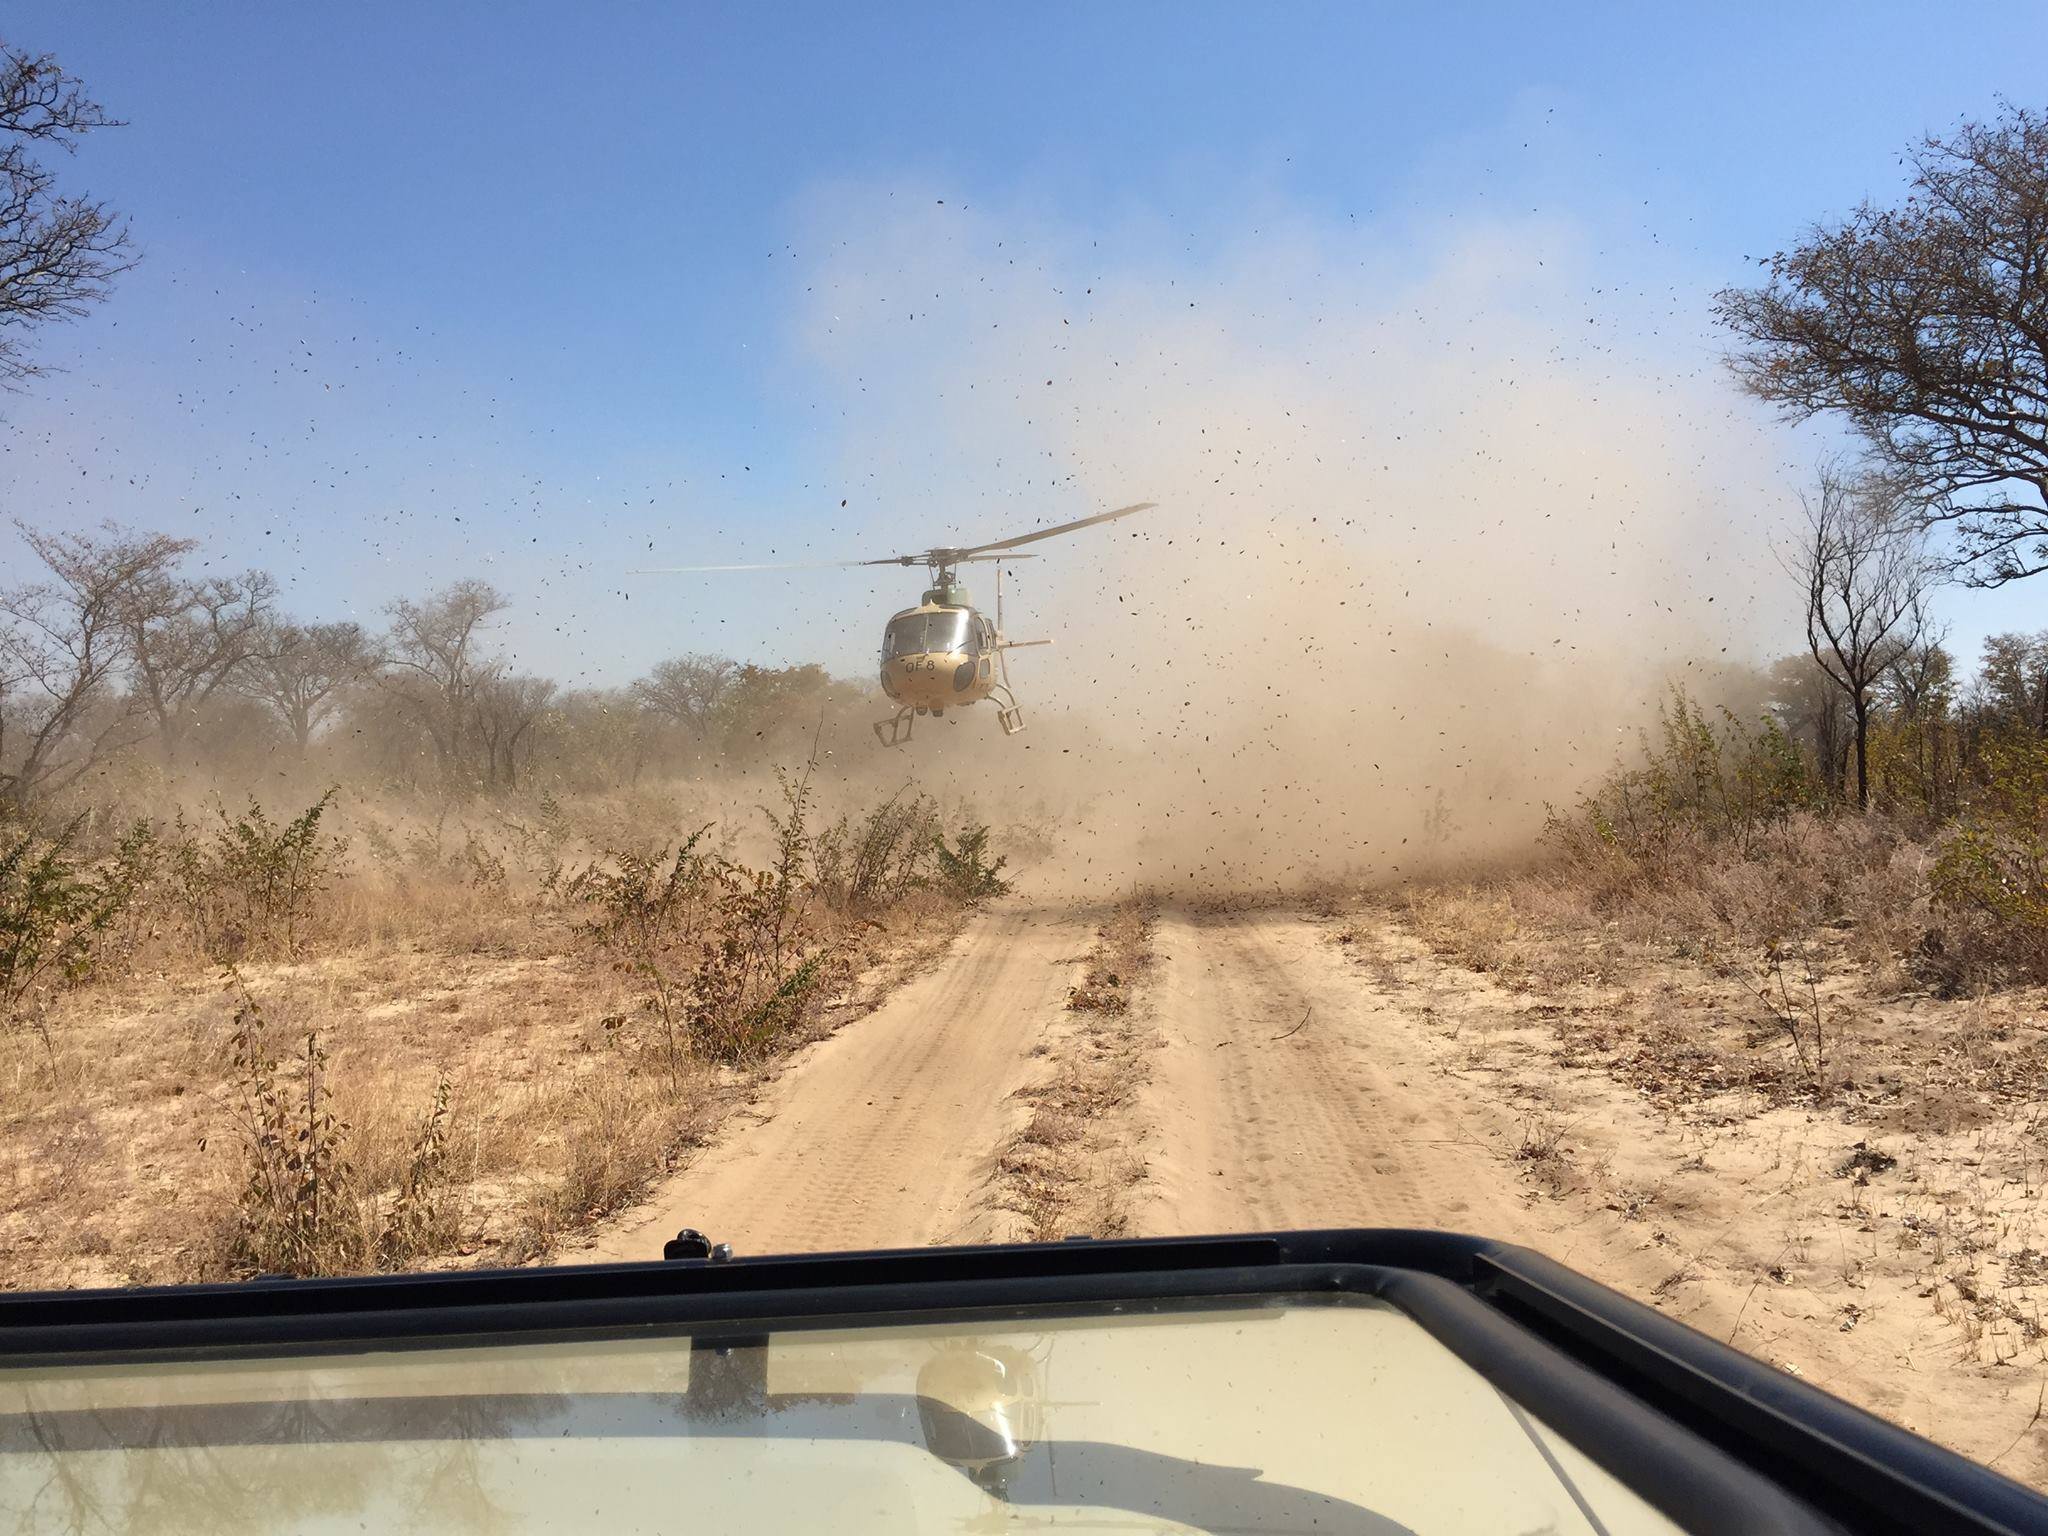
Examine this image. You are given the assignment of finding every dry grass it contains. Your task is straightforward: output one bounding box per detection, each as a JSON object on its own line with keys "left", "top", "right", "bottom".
{"left": 1359, "top": 822, "right": 2048, "bottom": 1392}
{"left": 1395, "top": 845, "right": 2048, "bottom": 1124}
{"left": 993, "top": 901, "right": 1158, "bottom": 1240}
{"left": 0, "top": 779, "right": 988, "bottom": 1288}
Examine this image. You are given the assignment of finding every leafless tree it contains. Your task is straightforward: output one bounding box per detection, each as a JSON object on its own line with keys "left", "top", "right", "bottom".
{"left": 0, "top": 41, "right": 132, "bottom": 389}
{"left": 473, "top": 674, "right": 555, "bottom": 789}
{"left": 118, "top": 563, "right": 276, "bottom": 767}
{"left": 632, "top": 653, "right": 738, "bottom": 742}
{"left": 379, "top": 580, "right": 508, "bottom": 788}
{"left": 1769, "top": 652, "right": 1853, "bottom": 798}
{"left": 1787, "top": 468, "right": 1932, "bottom": 810}
{"left": 0, "top": 523, "right": 181, "bottom": 802}
{"left": 1717, "top": 105, "right": 2048, "bottom": 586}
{"left": 240, "top": 617, "right": 375, "bottom": 757}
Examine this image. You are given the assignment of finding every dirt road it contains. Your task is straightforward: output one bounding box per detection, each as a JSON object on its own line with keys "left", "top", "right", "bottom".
{"left": 585, "top": 902, "right": 1566, "bottom": 1260}
{"left": 580, "top": 898, "right": 2048, "bottom": 1485}
{"left": 1131, "top": 910, "right": 1544, "bottom": 1239}
{"left": 581, "top": 904, "right": 1094, "bottom": 1262}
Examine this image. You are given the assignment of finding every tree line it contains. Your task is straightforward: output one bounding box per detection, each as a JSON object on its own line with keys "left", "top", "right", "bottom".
{"left": 1715, "top": 102, "right": 2048, "bottom": 817}
{"left": 1766, "top": 613, "right": 2048, "bottom": 821}
{"left": 0, "top": 522, "right": 867, "bottom": 806}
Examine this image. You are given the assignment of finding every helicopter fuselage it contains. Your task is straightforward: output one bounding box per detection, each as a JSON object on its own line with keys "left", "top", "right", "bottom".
{"left": 879, "top": 602, "right": 999, "bottom": 713}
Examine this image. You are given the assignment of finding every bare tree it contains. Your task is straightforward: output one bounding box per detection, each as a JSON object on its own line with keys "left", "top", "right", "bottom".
{"left": 1769, "top": 652, "right": 1853, "bottom": 799}
{"left": 473, "top": 674, "right": 555, "bottom": 789}
{"left": 379, "top": 580, "right": 508, "bottom": 788}
{"left": 0, "top": 41, "right": 132, "bottom": 389}
{"left": 118, "top": 563, "right": 276, "bottom": 766}
{"left": 1787, "top": 468, "right": 1932, "bottom": 810}
{"left": 1717, "top": 105, "right": 2048, "bottom": 587}
{"left": 240, "top": 618, "right": 374, "bottom": 757}
{"left": 0, "top": 523, "right": 181, "bottom": 802}
{"left": 632, "top": 653, "right": 738, "bottom": 742}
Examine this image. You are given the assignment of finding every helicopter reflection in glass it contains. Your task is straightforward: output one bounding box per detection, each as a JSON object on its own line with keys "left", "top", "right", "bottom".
{"left": 636, "top": 503, "right": 1154, "bottom": 745}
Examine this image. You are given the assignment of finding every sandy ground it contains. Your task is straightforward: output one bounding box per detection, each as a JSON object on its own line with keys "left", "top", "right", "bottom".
{"left": 580, "top": 904, "right": 1096, "bottom": 1260}
{"left": 579, "top": 898, "right": 2048, "bottom": 1489}
{"left": 1133, "top": 910, "right": 1535, "bottom": 1237}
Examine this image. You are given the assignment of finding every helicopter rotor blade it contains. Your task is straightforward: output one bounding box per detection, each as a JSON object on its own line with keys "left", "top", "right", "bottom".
{"left": 632, "top": 551, "right": 1040, "bottom": 575}
{"left": 630, "top": 501, "right": 1152, "bottom": 575}
{"left": 629, "top": 557, "right": 911, "bottom": 574}
{"left": 948, "top": 501, "right": 1156, "bottom": 559}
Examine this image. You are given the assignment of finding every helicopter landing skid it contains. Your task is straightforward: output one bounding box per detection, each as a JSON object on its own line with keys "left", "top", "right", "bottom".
{"left": 993, "top": 686, "right": 1025, "bottom": 736}
{"left": 874, "top": 707, "right": 916, "bottom": 747}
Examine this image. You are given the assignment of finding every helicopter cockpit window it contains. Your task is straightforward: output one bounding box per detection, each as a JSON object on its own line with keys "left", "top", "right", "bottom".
{"left": 883, "top": 616, "right": 922, "bottom": 659}
{"left": 926, "top": 610, "right": 973, "bottom": 653}
{"left": 886, "top": 611, "right": 974, "bottom": 658}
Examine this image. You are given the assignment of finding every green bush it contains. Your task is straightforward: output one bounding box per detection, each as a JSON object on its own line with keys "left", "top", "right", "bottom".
{"left": 1928, "top": 735, "right": 2048, "bottom": 983}
{"left": 814, "top": 788, "right": 940, "bottom": 912}
{"left": 173, "top": 790, "right": 347, "bottom": 959}
{"left": 1547, "top": 690, "right": 1819, "bottom": 877}
{"left": 935, "top": 824, "right": 1011, "bottom": 899}
{"left": 0, "top": 814, "right": 156, "bottom": 1027}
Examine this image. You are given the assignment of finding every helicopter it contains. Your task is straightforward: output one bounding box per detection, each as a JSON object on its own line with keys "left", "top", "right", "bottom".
{"left": 638, "top": 501, "right": 1155, "bottom": 745}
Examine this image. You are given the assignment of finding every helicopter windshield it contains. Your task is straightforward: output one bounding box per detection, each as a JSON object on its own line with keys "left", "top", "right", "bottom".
{"left": 886, "top": 610, "right": 974, "bottom": 658}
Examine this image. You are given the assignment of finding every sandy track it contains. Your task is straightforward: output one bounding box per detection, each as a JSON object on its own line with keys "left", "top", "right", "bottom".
{"left": 580, "top": 904, "right": 1092, "bottom": 1262}
{"left": 573, "top": 899, "right": 2045, "bottom": 1485}
{"left": 585, "top": 902, "right": 1551, "bottom": 1262}
{"left": 1130, "top": 910, "right": 1545, "bottom": 1241}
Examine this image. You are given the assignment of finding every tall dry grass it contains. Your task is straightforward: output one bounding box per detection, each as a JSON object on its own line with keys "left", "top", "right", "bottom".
{"left": 0, "top": 770, "right": 1023, "bottom": 1286}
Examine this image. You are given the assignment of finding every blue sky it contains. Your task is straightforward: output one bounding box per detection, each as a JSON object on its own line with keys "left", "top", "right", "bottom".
{"left": 4, "top": 2, "right": 2044, "bottom": 686}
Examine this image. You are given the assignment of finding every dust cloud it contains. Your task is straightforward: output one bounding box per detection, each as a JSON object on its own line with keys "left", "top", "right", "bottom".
{"left": 780, "top": 188, "right": 1798, "bottom": 893}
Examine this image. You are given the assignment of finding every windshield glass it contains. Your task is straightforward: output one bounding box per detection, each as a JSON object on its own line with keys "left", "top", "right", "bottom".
{"left": 885, "top": 610, "right": 972, "bottom": 657}
{"left": 0, "top": 1298, "right": 1677, "bottom": 1535}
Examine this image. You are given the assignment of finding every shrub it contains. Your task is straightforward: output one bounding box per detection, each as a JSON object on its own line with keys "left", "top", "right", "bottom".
{"left": 567, "top": 828, "right": 717, "bottom": 950}
{"left": 1928, "top": 735, "right": 2048, "bottom": 985}
{"left": 377, "top": 1076, "right": 454, "bottom": 1266}
{"left": 568, "top": 829, "right": 720, "bottom": 1084}
{"left": 935, "top": 823, "right": 1011, "bottom": 899}
{"left": 1548, "top": 690, "right": 1819, "bottom": 879}
{"left": 221, "top": 986, "right": 461, "bottom": 1277}
{"left": 223, "top": 1000, "right": 362, "bottom": 1276}
{"left": 174, "top": 790, "right": 347, "bottom": 959}
{"left": 814, "top": 787, "right": 940, "bottom": 912}
{"left": 0, "top": 814, "right": 155, "bottom": 1028}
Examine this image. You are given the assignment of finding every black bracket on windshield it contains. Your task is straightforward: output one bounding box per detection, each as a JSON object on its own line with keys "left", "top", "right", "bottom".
{"left": 664, "top": 1228, "right": 734, "bottom": 1263}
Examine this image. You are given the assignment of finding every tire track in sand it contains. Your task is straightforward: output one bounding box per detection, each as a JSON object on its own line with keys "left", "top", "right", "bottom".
{"left": 1130, "top": 908, "right": 1550, "bottom": 1242}
{"left": 580, "top": 903, "right": 1092, "bottom": 1262}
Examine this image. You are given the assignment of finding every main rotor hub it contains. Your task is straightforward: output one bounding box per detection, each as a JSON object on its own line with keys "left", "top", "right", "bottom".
{"left": 925, "top": 571, "right": 972, "bottom": 607}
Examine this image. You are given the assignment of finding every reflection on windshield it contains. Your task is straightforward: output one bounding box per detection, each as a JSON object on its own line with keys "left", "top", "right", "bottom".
{"left": 0, "top": 1299, "right": 1681, "bottom": 1535}
{"left": 884, "top": 610, "right": 974, "bottom": 658}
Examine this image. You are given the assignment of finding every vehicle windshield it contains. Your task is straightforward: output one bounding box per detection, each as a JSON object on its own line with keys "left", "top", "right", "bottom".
{"left": 0, "top": 1297, "right": 1676, "bottom": 1535}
